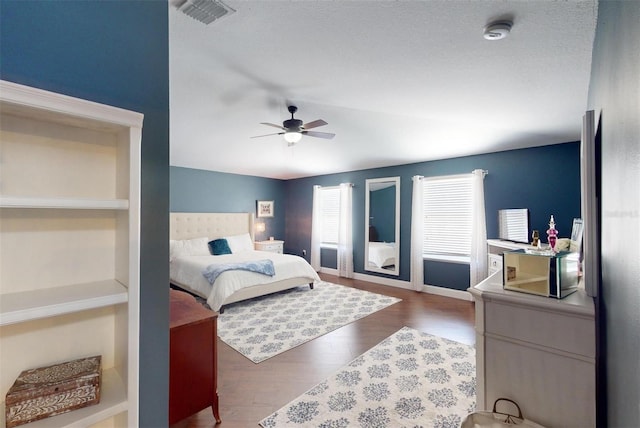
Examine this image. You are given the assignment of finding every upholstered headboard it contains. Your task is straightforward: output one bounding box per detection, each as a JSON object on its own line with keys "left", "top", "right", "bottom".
{"left": 170, "top": 212, "right": 255, "bottom": 241}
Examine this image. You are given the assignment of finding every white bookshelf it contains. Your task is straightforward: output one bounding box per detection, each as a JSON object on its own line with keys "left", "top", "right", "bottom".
{"left": 0, "top": 80, "right": 141, "bottom": 427}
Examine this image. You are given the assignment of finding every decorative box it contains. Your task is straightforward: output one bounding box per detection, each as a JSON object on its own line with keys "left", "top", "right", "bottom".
{"left": 502, "top": 249, "right": 580, "bottom": 299}
{"left": 5, "top": 356, "right": 101, "bottom": 427}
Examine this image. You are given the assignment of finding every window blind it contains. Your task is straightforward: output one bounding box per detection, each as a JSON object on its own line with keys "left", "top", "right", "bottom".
{"left": 422, "top": 175, "right": 473, "bottom": 256}
{"left": 321, "top": 187, "right": 340, "bottom": 244}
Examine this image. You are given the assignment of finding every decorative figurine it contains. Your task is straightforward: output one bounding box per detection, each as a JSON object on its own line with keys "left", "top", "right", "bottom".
{"left": 531, "top": 230, "right": 540, "bottom": 247}
{"left": 547, "top": 215, "right": 558, "bottom": 251}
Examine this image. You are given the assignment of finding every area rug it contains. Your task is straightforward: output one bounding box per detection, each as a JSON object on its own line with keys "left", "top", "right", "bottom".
{"left": 259, "top": 326, "right": 476, "bottom": 427}
{"left": 217, "top": 281, "right": 401, "bottom": 363}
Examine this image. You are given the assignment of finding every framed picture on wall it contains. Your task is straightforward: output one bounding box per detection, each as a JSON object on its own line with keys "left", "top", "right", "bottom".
{"left": 257, "top": 200, "right": 274, "bottom": 218}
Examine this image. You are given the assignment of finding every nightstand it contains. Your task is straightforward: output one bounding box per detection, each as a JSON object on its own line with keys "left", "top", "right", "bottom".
{"left": 255, "top": 240, "right": 284, "bottom": 254}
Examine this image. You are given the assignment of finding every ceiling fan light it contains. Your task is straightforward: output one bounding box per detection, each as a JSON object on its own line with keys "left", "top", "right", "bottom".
{"left": 284, "top": 131, "right": 302, "bottom": 144}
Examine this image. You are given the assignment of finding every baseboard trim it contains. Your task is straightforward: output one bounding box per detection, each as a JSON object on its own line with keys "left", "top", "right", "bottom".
{"left": 423, "top": 284, "right": 474, "bottom": 301}
{"left": 319, "top": 269, "right": 473, "bottom": 302}
{"left": 319, "top": 267, "right": 338, "bottom": 277}
{"left": 353, "top": 272, "right": 412, "bottom": 290}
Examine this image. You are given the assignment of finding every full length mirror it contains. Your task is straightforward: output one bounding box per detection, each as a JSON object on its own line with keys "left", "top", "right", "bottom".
{"left": 365, "top": 177, "right": 400, "bottom": 276}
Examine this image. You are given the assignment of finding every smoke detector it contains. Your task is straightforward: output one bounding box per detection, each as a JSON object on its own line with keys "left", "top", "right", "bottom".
{"left": 177, "top": 0, "right": 235, "bottom": 25}
{"left": 483, "top": 21, "right": 513, "bottom": 40}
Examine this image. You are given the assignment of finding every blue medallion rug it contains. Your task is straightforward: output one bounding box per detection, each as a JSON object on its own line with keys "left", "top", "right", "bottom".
{"left": 259, "top": 326, "right": 476, "bottom": 427}
{"left": 218, "top": 281, "right": 401, "bottom": 363}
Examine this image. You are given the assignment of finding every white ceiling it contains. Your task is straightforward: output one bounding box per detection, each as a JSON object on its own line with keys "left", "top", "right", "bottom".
{"left": 169, "top": 0, "right": 598, "bottom": 180}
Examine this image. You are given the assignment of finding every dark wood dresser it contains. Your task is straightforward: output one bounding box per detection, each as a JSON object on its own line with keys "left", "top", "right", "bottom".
{"left": 169, "top": 289, "right": 221, "bottom": 425}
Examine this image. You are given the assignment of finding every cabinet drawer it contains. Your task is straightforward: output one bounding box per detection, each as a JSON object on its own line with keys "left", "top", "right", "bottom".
{"left": 485, "top": 337, "right": 595, "bottom": 428}
{"left": 255, "top": 241, "right": 283, "bottom": 253}
{"left": 261, "top": 243, "right": 281, "bottom": 252}
{"left": 485, "top": 301, "right": 595, "bottom": 358}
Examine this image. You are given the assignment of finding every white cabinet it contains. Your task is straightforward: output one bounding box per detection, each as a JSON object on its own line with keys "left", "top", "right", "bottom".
{"left": 0, "top": 80, "right": 141, "bottom": 427}
{"left": 469, "top": 273, "right": 595, "bottom": 428}
{"left": 254, "top": 240, "right": 284, "bottom": 254}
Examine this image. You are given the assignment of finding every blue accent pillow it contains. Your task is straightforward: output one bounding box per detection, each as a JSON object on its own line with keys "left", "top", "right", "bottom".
{"left": 208, "top": 238, "right": 232, "bottom": 255}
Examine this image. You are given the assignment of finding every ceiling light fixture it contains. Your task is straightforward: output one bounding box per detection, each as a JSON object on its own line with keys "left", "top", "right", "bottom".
{"left": 283, "top": 131, "right": 303, "bottom": 145}
{"left": 483, "top": 21, "right": 513, "bottom": 40}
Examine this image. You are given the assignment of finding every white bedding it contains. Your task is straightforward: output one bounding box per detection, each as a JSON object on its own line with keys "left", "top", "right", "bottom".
{"left": 368, "top": 242, "right": 396, "bottom": 268}
{"left": 170, "top": 250, "right": 320, "bottom": 311}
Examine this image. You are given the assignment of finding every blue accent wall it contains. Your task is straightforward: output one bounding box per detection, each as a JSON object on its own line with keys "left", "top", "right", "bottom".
{"left": 169, "top": 135, "right": 580, "bottom": 293}
{"left": 1, "top": 2, "right": 170, "bottom": 426}
{"left": 285, "top": 142, "right": 581, "bottom": 290}
{"left": 170, "top": 166, "right": 287, "bottom": 242}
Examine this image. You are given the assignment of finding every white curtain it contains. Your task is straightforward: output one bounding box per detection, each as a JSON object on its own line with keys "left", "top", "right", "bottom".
{"left": 310, "top": 185, "right": 322, "bottom": 271}
{"left": 337, "top": 183, "right": 354, "bottom": 278}
{"left": 470, "top": 169, "right": 487, "bottom": 286}
{"left": 410, "top": 176, "right": 425, "bottom": 291}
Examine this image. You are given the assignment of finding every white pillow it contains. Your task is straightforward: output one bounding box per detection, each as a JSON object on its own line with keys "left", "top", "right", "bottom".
{"left": 169, "top": 237, "right": 210, "bottom": 261}
{"left": 224, "top": 233, "right": 254, "bottom": 253}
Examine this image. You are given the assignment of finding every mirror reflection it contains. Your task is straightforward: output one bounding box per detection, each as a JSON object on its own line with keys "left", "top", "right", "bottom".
{"left": 365, "top": 177, "right": 400, "bottom": 276}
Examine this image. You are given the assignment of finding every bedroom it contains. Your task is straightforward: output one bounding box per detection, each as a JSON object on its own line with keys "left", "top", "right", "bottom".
{"left": 1, "top": 1, "right": 639, "bottom": 428}
{"left": 167, "top": 146, "right": 581, "bottom": 426}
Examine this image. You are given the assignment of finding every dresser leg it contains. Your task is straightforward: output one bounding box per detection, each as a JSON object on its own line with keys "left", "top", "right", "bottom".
{"left": 212, "top": 395, "right": 221, "bottom": 424}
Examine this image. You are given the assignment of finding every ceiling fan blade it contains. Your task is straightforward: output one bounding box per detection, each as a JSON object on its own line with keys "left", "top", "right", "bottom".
{"left": 250, "top": 132, "right": 284, "bottom": 139}
{"left": 302, "top": 119, "right": 328, "bottom": 130}
{"left": 260, "top": 122, "right": 285, "bottom": 130}
{"left": 303, "top": 131, "right": 335, "bottom": 139}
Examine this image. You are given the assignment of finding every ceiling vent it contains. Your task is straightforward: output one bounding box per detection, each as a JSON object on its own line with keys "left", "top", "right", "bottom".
{"left": 177, "top": 0, "right": 236, "bottom": 25}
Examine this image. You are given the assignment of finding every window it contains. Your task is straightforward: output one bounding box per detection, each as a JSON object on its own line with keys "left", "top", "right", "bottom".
{"left": 422, "top": 174, "right": 473, "bottom": 261}
{"left": 320, "top": 187, "right": 340, "bottom": 245}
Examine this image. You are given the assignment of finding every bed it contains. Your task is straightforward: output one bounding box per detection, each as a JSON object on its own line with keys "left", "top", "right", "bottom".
{"left": 169, "top": 212, "right": 320, "bottom": 311}
{"left": 368, "top": 241, "right": 396, "bottom": 268}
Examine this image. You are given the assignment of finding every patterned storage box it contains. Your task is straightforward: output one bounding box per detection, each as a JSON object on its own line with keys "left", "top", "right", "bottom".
{"left": 5, "top": 356, "right": 101, "bottom": 427}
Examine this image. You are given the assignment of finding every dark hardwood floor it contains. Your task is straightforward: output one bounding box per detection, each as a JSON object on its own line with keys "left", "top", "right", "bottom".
{"left": 170, "top": 273, "right": 475, "bottom": 428}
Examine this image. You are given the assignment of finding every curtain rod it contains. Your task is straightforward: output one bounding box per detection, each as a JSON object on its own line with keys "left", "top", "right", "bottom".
{"left": 414, "top": 170, "right": 488, "bottom": 181}
{"left": 314, "top": 183, "right": 354, "bottom": 188}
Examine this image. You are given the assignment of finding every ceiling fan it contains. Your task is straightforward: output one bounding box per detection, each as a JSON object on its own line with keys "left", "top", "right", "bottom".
{"left": 251, "top": 105, "right": 335, "bottom": 145}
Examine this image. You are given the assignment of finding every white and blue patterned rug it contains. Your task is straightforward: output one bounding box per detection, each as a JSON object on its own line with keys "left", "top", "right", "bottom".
{"left": 259, "top": 326, "right": 476, "bottom": 427}
{"left": 218, "top": 281, "right": 401, "bottom": 363}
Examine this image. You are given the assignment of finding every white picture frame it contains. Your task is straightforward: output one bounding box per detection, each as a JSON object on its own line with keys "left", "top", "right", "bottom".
{"left": 257, "top": 200, "right": 274, "bottom": 218}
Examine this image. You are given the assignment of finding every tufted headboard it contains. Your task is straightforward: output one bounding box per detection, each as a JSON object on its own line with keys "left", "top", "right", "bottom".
{"left": 170, "top": 212, "right": 255, "bottom": 241}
